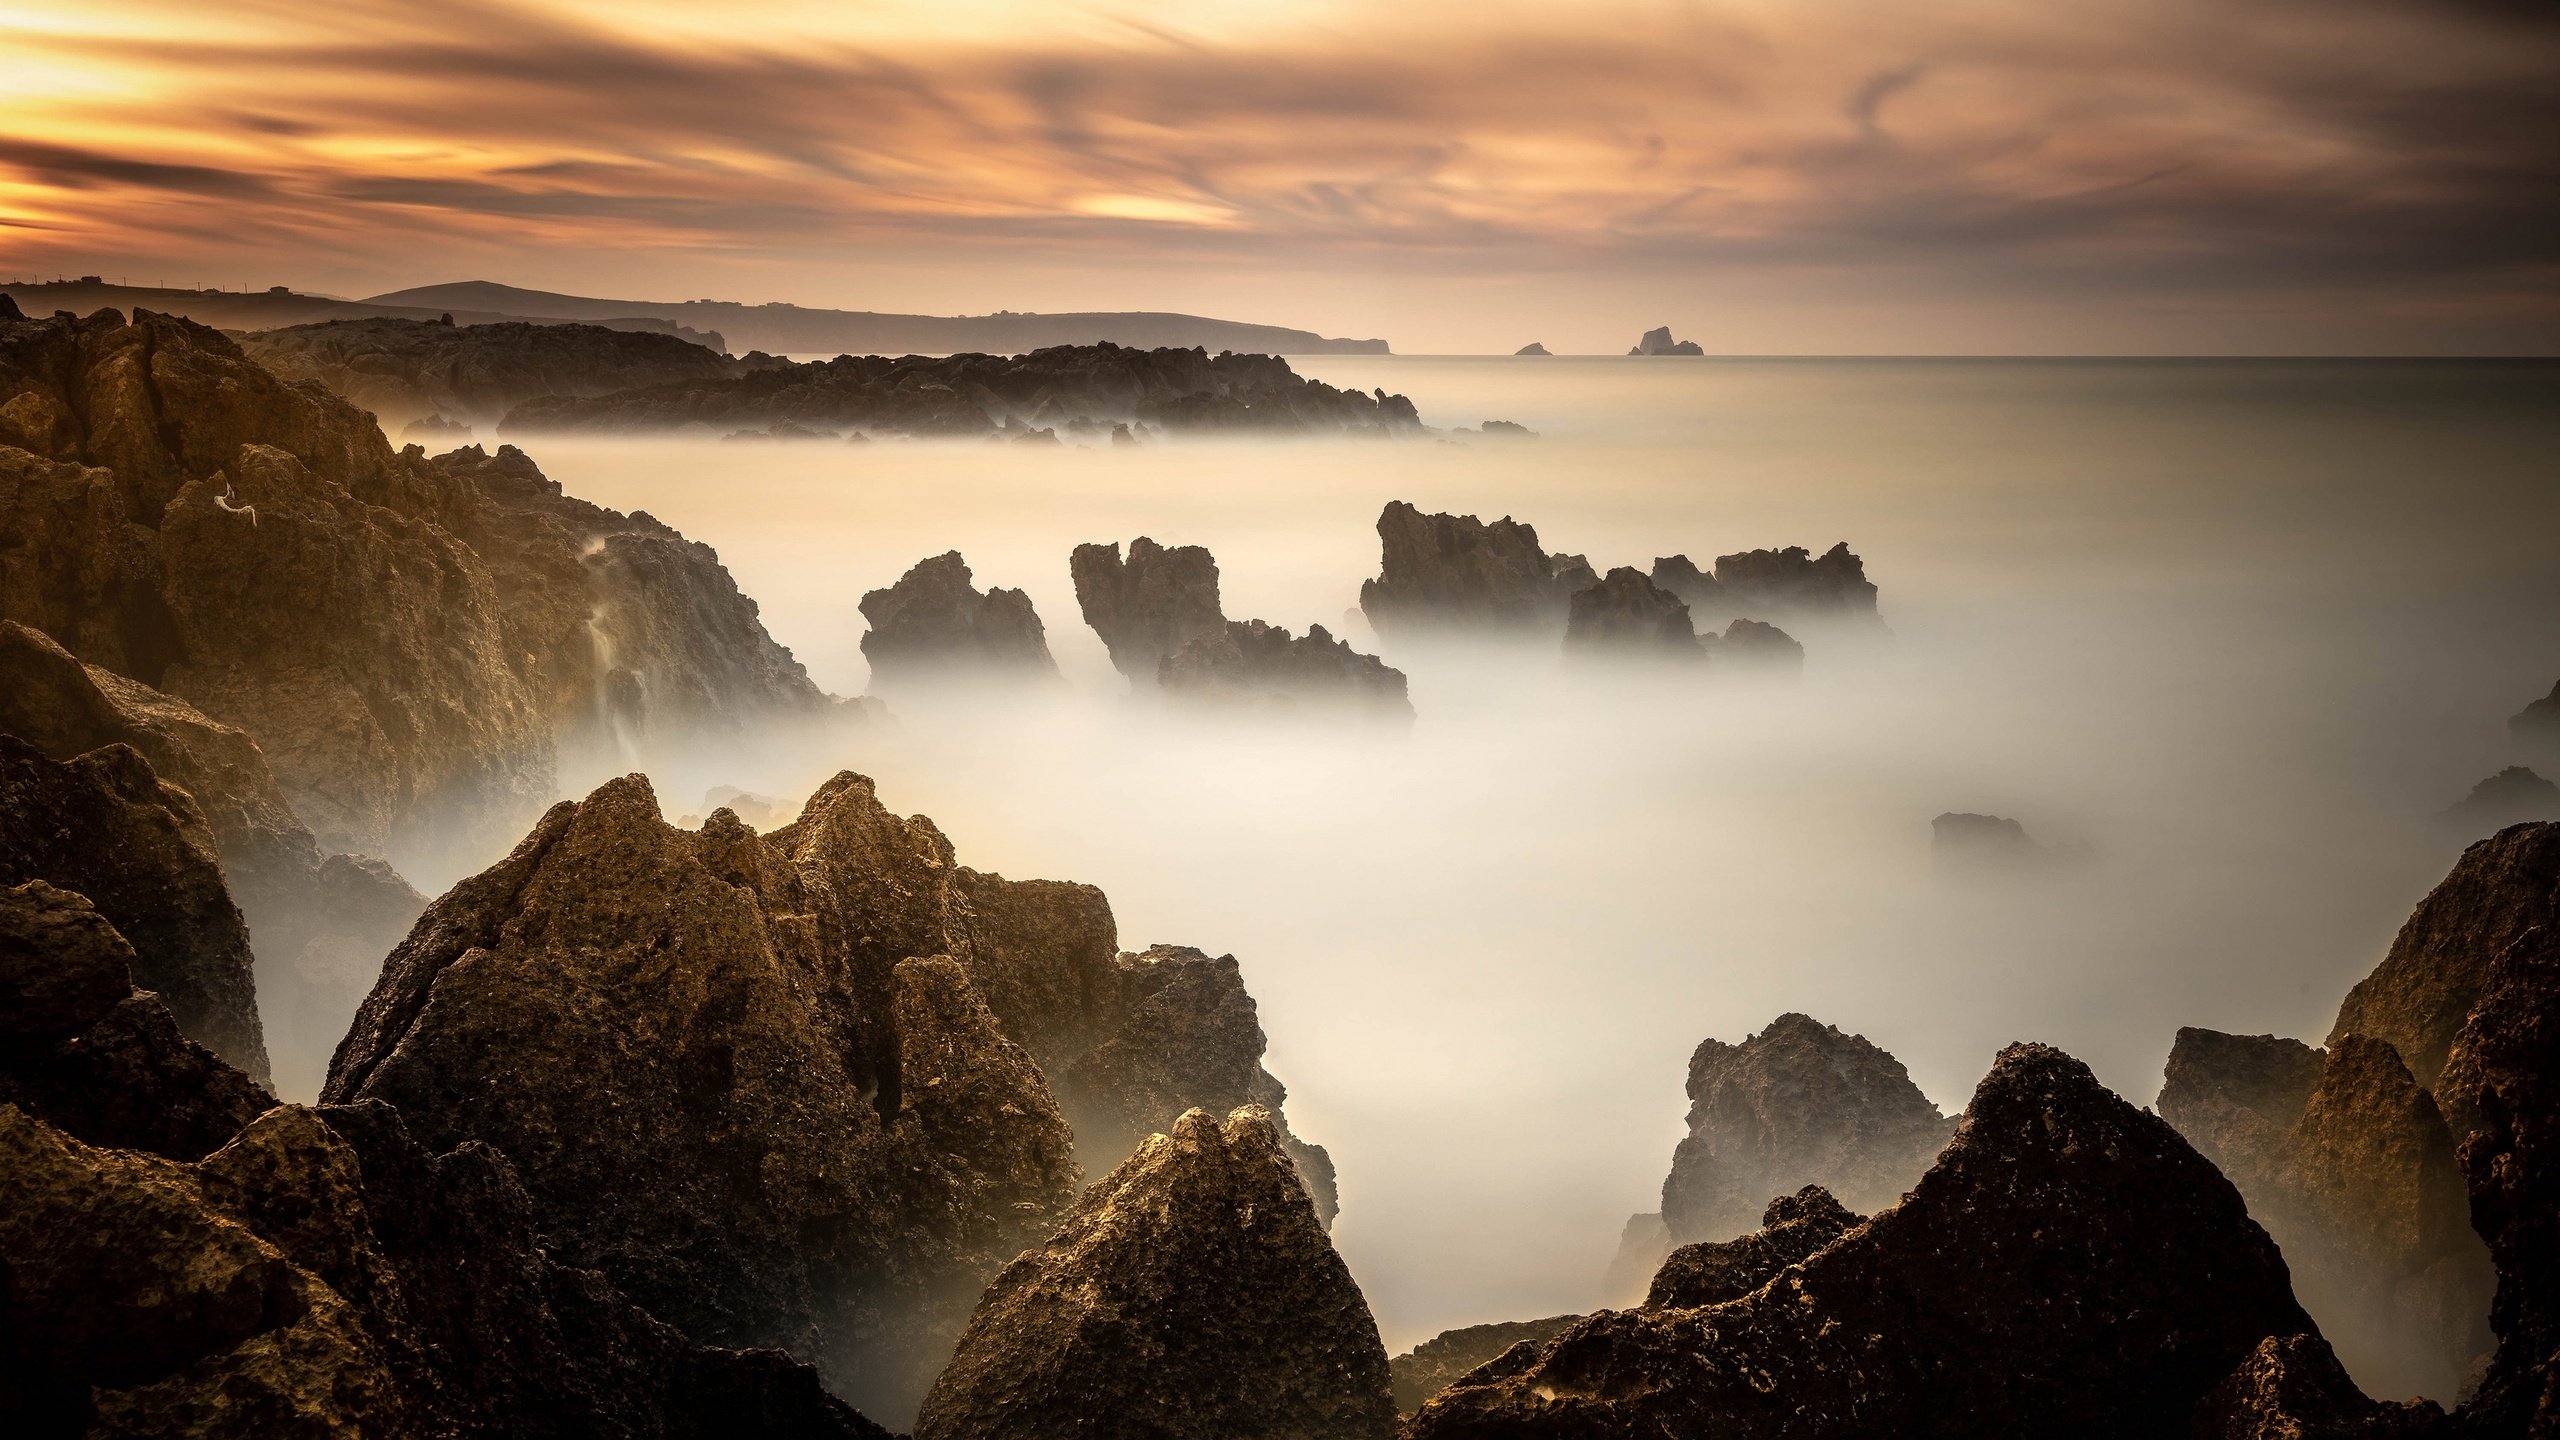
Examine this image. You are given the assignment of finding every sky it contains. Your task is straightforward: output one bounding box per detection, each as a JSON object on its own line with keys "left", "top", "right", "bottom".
{"left": 2, "top": 0, "right": 2556, "bottom": 353}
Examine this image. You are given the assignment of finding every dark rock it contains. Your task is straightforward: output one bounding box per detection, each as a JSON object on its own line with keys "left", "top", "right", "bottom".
{"left": 1158, "top": 619, "right": 1414, "bottom": 722}
{"left": 0, "top": 734, "right": 269, "bottom": 1081}
{"left": 1650, "top": 553, "right": 1722, "bottom": 608}
{"left": 1934, "top": 811, "right": 2037, "bottom": 862}
{"left": 1513, "top": 343, "right": 1553, "bottom": 356}
{"left": 1390, "top": 1315, "right": 1582, "bottom": 1414}
{"left": 858, "top": 551, "right": 1061, "bottom": 690}
{"left": 2158, "top": 1027, "right": 2326, "bottom": 1181}
{"left": 1711, "top": 616, "right": 1806, "bottom": 669}
{"left": 1563, "top": 567, "right": 1705, "bottom": 660}
{"left": 1409, "top": 1044, "right": 2311, "bottom": 1438}
{"left": 1712, "top": 542, "right": 1881, "bottom": 621}
{"left": 2191, "top": 1333, "right": 2447, "bottom": 1438}
{"left": 2514, "top": 679, "right": 2560, "bottom": 763}
{"left": 1627, "top": 325, "right": 1706, "bottom": 356}
{"left": 1645, "top": 1184, "right": 1860, "bottom": 1309}
{"left": 1359, "top": 500, "right": 1574, "bottom": 637}
{"left": 1479, "top": 418, "right": 1536, "bottom": 436}
{"left": 913, "top": 1105, "right": 1395, "bottom": 1440}
{"left": 2439, "top": 767, "right": 2560, "bottom": 837}
{"left": 1549, "top": 552, "right": 1599, "bottom": 593}
{"left": 399, "top": 413, "right": 472, "bottom": 442}
{"left": 2328, "top": 822, "right": 2560, "bottom": 1096}
{"left": 1654, "top": 1012, "right": 1951, "bottom": 1247}
{"left": 236, "top": 316, "right": 736, "bottom": 430}
{"left": 1070, "top": 536, "right": 1226, "bottom": 685}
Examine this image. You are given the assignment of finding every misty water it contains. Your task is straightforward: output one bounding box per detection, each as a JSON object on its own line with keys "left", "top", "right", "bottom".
{"left": 497, "top": 356, "right": 2558, "bottom": 1358}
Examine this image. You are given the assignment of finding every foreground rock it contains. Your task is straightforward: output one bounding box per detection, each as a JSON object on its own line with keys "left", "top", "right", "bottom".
{"left": 1360, "top": 501, "right": 1578, "bottom": 637}
{"left": 858, "top": 551, "right": 1060, "bottom": 691}
{"left": 2440, "top": 767, "right": 2560, "bottom": 837}
{"left": 505, "top": 342, "right": 1423, "bottom": 439}
{"left": 1411, "top": 1044, "right": 2309, "bottom": 1437}
{"left": 1390, "top": 1316, "right": 1582, "bottom": 1414}
{"left": 1158, "top": 619, "right": 1414, "bottom": 722}
{"left": 236, "top": 315, "right": 737, "bottom": 429}
{"left": 2191, "top": 1333, "right": 2447, "bottom": 1438}
{"left": 1627, "top": 325, "right": 1706, "bottom": 356}
{"left": 914, "top": 1105, "right": 1395, "bottom": 1440}
{"left": 1645, "top": 1184, "right": 1861, "bottom": 1309}
{"left": 1070, "top": 537, "right": 1227, "bottom": 684}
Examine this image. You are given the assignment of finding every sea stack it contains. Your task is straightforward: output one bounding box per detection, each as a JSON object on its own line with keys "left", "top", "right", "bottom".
{"left": 857, "top": 551, "right": 1061, "bottom": 691}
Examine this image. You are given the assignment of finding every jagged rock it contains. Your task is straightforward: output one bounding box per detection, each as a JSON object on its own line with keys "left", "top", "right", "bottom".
{"left": 504, "top": 343, "right": 1422, "bottom": 438}
{"left": 399, "top": 413, "right": 472, "bottom": 443}
{"left": 2440, "top": 767, "right": 2560, "bottom": 837}
{"left": 1549, "top": 552, "right": 1598, "bottom": 593}
{"left": 1713, "top": 542, "right": 1881, "bottom": 621}
{"left": 2437, "top": 926, "right": 2560, "bottom": 1434}
{"left": 1645, "top": 1184, "right": 1860, "bottom": 1309}
{"left": 857, "top": 551, "right": 1060, "bottom": 690}
{"left": 236, "top": 316, "right": 737, "bottom": 429}
{"left": 1934, "top": 811, "right": 2036, "bottom": 861}
{"left": 1513, "top": 343, "right": 1553, "bottom": 357}
{"left": 1563, "top": 567, "right": 1705, "bottom": 660}
{"left": 1409, "top": 1044, "right": 2310, "bottom": 1438}
{"left": 1649, "top": 553, "right": 1722, "bottom": 609}
{"left": 2191, "top": 1333, "right": 2447, "bottom": 1438}
{"left": 2158, "top": 1028, "right": 2326, "bottom": 1182}
{"left": 2514, "top": 679, "right": 2560, "bottom": 763}
{"left": 913, "top": 1106, "right": 1395, "bottom": 1440}
{"left": 1390, "top": 1316, "right": 1582, "bottom": 1414}
{"left": 1627, "top": 325, "right": 1706, "bottom": 356}
{"left": 1070, "top": 536, "right": 1226, "bottom": 684}
{"left": 0, "top": 619, "right": 422, "bottom": 1095}
{"left": 0, "top": 734, "right": 269, "bottom": 1081}
{"left": 2329, "top": 822, "right": 2560, "bottom": 1096}
{"left": 1359, "top": 501, "right": 1575, "bottom": 636}
{"left": 1157, "top": 619, "right": 1413, "bottom": 722}
{"left": 1711, "top": 616, "right": 1806, "bottom": 669}
{"left": 1654, "top": 1012, "right": 1951, "bottom": 1247}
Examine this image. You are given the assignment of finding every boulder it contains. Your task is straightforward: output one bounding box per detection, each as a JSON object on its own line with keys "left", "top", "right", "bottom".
{"left": 2439, "top": 767, "right": 2560, "bottom": 838}
{"left": 913, "top": 1105, "right": 1395, "bottom": 1440}
{"left": 1157, "top": 619, "right": 1413, "bottom": 722}
{"left": 1359, "top": 501, "right": 1574, "bottom": 637}
{"left": 1562, "top": 567, "right": 1705, "bottom": 660}
{"left": 1390, "top": 1315, "right": 1582, "bottom": 1414}
{"left": 1070, "top": 536, "right": 1226, "bottom": 685}
{"left": 1408, "top": 1044, "right": 2311, "bottom": 1438}
{"left": 1645, "top": 1184, "right": 1860, "bottom": 1309}
{"left": 857, "top": 551, "right": 1060, "bottom": 690}
{"left": 1627, "top": 325, "right": 1706, "bottom": 356}
{"left": 236, "top": 316, "right": 738, "bottom": 430}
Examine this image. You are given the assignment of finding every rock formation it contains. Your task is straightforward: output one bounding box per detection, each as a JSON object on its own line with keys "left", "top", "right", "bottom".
{"left": 1644, "top": 1184, "right": 1861, "bottom": 1310}
{"left": 912, "top": 1105, "right": 1396, "bottom": 1440}
{"left": 1513, "top": 343, "right": 1553, "bottom": 356}
{"left": 857, "top": 551, "right": 1061, "bottom": 690}
{"left": 2439, "top": 766, "right": 2560, "bottom": 837}
{"left": 1, "top": 734, "right": 270, "bottom": 1082}
{"left": 236, "top": 316, "right": 738, "bottom": 430}
{"left": 1070, "top": 536, "right": 1227, "bottom": 684}
{"left": 1654, "top": 1012, "right": 1951, "bottom": 1247}
{"left": 1359, "top": 501, "right": 1576, "bottom": 637}
{"left": 2514, "top": 679, "right": 2560, "bottom": 763}
{"left": 1562, "top": 567, "right": 1705, "bottom": 660}
{"left": 1933, "top": 811, "right": 2036, "bottom": 862}
{"left": 503, "top": 342, "right": 1423, "bottom": 439}
{"left": 1411, "top": 1044, "right": 2309, "bottom": 1438}
{"left": 1712, "top": 542, "right": 1882, "bottom": 621}
{"left": 0, "top": 619, "right": 421, "bottom": 1096}
{"left": 1710, "top": 616, "right": 1806, "bottom": 669}
{"left": 2191, "top": 1333, "right": 2447, "bottom": 1438}
{"left": 1157, "top": 619, "right": 1414, "bottom": 722}
{"left": 1389, "top": 1316, "right": 1582, "bottom": 1414}
{"left": 1627, "top": 325, "right": 1706, "bottom": 356}
{"left": 1650, "top": 553, "right": 1722, "bottom": 608}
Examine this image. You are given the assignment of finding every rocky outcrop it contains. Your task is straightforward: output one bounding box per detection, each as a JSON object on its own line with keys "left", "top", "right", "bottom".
{"left": 1390, "top": 1316, "right": 1582, "bottom": 1414}
{"left": 2158, "top": 1027, "right": 2327, "bottom": 1182}
{"left": 2328, "top": 822, "right": 2560, "bottom": 1096}
{"left": 1157, "top": 619, "right": 1414, "bottom": 722}
{"left": 1562, "top": 567, "right": 1704, "bottom": 660}
{"left": 0, "top": 619, "right": 421, "bottom": 1096}
{"left": 236, "top": 316, "right": 737, "bottom": 430}
{"left": 1709, "top": 616, "right": 1806, "bottom": 669}
{"left": 1513, "top": 343, "right": 1553, "bottom": 357}
{"left": 1933, "top": 811, "right": 2036, "bottom": 861}
{"left": 1645, "top": 1184, "right": 1860, "bottom": 1310}
{"left": 1, "top": 734, "right": 270, "bottom": 1081}
{"left": 1654, "top": 1012, "right": 1951, "bottom": 1247}
{"left": 2191, "top": 1333, "right": 2446, "bottom": 1438}
{"left": 2514, "top": 679, "right": 2560, "bottom": 763}
{"left": 857, "top": 551, "right": 1060, "bottom": 691}
{"left": 913, "top": 1105, "right": 1395, "bottom": 1440}
{"left": 1627, "top": 325, "right": 1706, "bottom": 356}
{"left": 1359, "top": 501, "right": 1575, "bottom": 637}
{"left": 1712, "top": 542, "right": 1881, "bottom": 621}
{"left": 1070, "top": 536, "right": 1226, "bottom": 684}
{"left": 1409, "top": 1044, "right": 2310, "bottom": 1438}
{"left": 1650, "top": 553, "right": 1721, "bottom": 608}
{"left": 2439, "top": 767, "right": 2560, "bottom": 837}
{"left": 504, "top": 343, "right": 1423, "bottom": 439}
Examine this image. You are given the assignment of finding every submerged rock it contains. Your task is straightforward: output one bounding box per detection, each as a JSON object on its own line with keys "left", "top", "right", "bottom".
{"left": 1157, "top": 619, "right": 1413, "bottom": 722}
{"left": 1390, "top": 1315, "right": 1582, "bottom": 1414}
{"left": 1645, "top": 1184, "right": 1861, "bottom": 1310}
{"left": 2439, "top": 766, "right": 2560, "bottom": 837}
{"left": 236, "top": 315, "right": 737, "bottom": 430}
{"left": 1562, "top": 567, "right": 1705, "bottom": 660}
{"left": 1627, "top": 325, "right": 1706, "bottom": 356}
{"left": 858, "top": 551, "right": 1061, "bottom": 690}
{"left": 914, "top": 1105, "right": 1395, "bottom": 1440}
{"left": 1410, "top": 1044, "right": 2309, "bottom": 1438}
{"left": 1070, "top": 536, "right": 1226, "bottom": 685}
{"left": 1359, "top": 500, "right": 1575, "bottom": 637}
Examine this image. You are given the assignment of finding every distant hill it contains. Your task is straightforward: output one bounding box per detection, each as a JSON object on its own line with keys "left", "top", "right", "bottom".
{"left": 365, "top": 281, "right": 1391, "bottom": 357}
{"left": 0, "top": 279, "right": 726, "bottom": 350}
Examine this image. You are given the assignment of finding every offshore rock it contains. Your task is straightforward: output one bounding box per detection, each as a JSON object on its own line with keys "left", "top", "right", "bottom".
{"left": 1359, "top": 500, "right": 1574, "bottom": 637}
{"left": 858, "top": 550, "right": 1061, "bottom": 690}
{"left": 1627, "top": 325, "right": 1706, "bottom": 356}
{"left": 236, "top": 316, "right": 737, "bottom": 429}
{"left": 1712, "top": 542, "right": 1882, "bottom": 621}
{"left": 2514, "top": 679, "right": 2560, "bottom": 764}
{"left": 913, "top": 1105, "right": 1395, "bottom": 1440}
{"left": 0, "top": 734, "right": 269, "bottom": 1081}
{"left": 2438, "top": 767, "right": 2560, "bottom": 838}
{"left": 1711, "top": 616, "right": 1806, "bottom": 669}
{"left": 1933, "top": 811, "right": 2037, "bottom": 862}
{"left": 1645, "top": 1184, "right": 1860, "bottom": 1310}
{"left": 1513, "top": 342, "right": 1553, "bottom": 356}
{"left": 1654, "top": 1012, "right": 1951, "bottom": 1246}
{"left": 1390, "top": 1316, "right": 1582, "bottom": 1414}
{"left": 1650, "top": 553, "right": 1723, "bottom": 609}
{"left": 1157, "top": 618, "right": 1414, "bottom": 722}
{"left": 1409, "top": 1045, "right": 2310, "bottom": 1439}
{"left": 1070, "top": 536, "right": 1227, "bottom": 685}
{"left": 1562, "top": 566, "right": 1705, "bottom": 660}
{"left": 2329, "top": 822, "right": 2560, "bottom": 1096}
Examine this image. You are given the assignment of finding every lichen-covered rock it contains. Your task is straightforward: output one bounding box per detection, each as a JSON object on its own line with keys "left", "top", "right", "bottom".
{"left": 2190, "top": 1333, "right": 2447, "bottom": 1438}
{"left": 1408, "top": 1044, "right": 2311, "bottom": 1439}
{"left": 1645, "top": 1184, "right": 1860, "bottom": 1310}
{"left": 913, "top": 1105, "right": 1395, "bottom": 1440}
{"left": 2438, "top": 767, "right": 2560, "bottom": 838}
{"left": 2328, "top": 822, "right": 2560, "bottom": 1096}
{"left": 1069, "top": 536, "right": 1226, "bottom": 685}
{"left": 1389, "top": 1315, "right": 1582, "bottom": 1414}
{"left": 1157, "top": 619, "right": 1413, "bottom": 722}
{"left": 1563, "top": 567, "right": 1704, "bottom": 660}
{"left": 1359, "top": 501, "right": 1572, "bottom": 637}
{"left": 0, "top": 734, "right": 269, "bottom": 1081}
{"left": 1654, "top": 1012, "right": 1951, "bottom": 1246}
{"left": 236, "top": 316, "right": 738, "bottom": 429}
{"left": 857, "top": 551, "right": 1060, "bottom": 690}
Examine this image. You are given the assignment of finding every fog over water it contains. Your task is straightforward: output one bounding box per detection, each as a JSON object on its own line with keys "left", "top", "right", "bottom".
{"left": 508, "top": 356, "right": 2560, "bottom": 1351}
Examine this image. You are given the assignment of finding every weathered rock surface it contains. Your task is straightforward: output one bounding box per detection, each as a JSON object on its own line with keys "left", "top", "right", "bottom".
{"left": 1627, "top": 325, "right": 1706, "bottom": 356}
{"left": 1390, "top": 1315, "right": 1582, "bottom": 1414}
{"left": 1, "top": 734, "right": 270, "bottom": 1081}
{"left": 236, "top": 316, "right": 738, "bottom": 429}
{"left": 505, "top": 342, "right": 1423, "bottom": 438}
{"left": 2191, "top": 1333, "right": 2447, "bottom": 1438}
{"left": 1158, "top": 619, "right": 1414, "bottom": 722}
{"left": 1410, "top": 1044, "right": 2311, "bottom": 1439}
{"left": 1070, "top": 536, "right": 1227, "bottom": 684}
{"left": 1359, "top": 501, "right": 1575, "bottom": 637}
{"left": 1654, "top": 1012, "right": 1952, "bottom": 1247}
{"left": 2329, "top": 822, "right": 2560, "bottom": 1096}
{"left": 2439, "top": 767, "right": 2560, "bottom": 838}
{"left": 858, "top": 551, "right": 1060, "bottom": 690}
{"left": 913, "top": 1105, "right": 1395, "bottom": 1440}
{"left": 1645, "top": 1184, "right": 1860, "bottom": 1310}
{"left": 1563, "top": 567, "right": 1705, "bottom": 660}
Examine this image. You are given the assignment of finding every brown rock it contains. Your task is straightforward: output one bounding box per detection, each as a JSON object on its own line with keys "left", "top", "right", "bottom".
{"left": 1359, "top": 500, "right": 1572, "bottom": 637}
{"left": 1562, "top": 567, "right": 1705, "bottom": 660}
{"left": 1711, "top": 616, "right": 1806, "bottom": 669}
{"left": 2437, "top": 767, "right": 2560, "bottom": 839}
{"left": 913, "top": 1105, "right": 1395, "bottom": 1440}
{"left": 1649, "top": 553, "right": 1722, "bottom": 608}
{"left": 1645, "top": 1184, "right": 1859, "bottom": 1310}
{"left": 1389, "top": 1315, "right": 1582, "bottom": 1414}
{"left": 1158, "top": 618, "right": 1413, "bottom": 722}
{"left": 236, "top": 315, "right": 737, "bottom": 430}
{"left": 1711, "top": 542, "right": 1881, "bottom": 622}
{"left": 1069, "top": 536, "right": 1226, "bottom": 684}
{"left": 2191, "top": 1333, "right": 2446, "bottom": 1438}
{"left": 858, "top": 551, "right": 1060, "bottom": 690}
